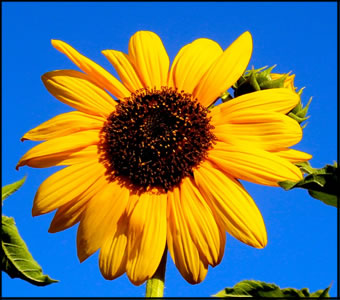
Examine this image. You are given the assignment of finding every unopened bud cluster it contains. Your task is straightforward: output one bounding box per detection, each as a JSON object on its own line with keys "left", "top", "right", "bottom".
{"left": 220, "top": 66, "right": 312, "bottom": 128}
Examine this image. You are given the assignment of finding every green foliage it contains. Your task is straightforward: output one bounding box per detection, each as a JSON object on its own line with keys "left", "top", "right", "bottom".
{"left": 1, "top": 177, "right": 58, "bottom": 286}
{"left": 279, "top": 162, "right": 338, "bottom": 207}
{"left": 2, "top": 217, "right": 58, "bottom": 286}
{"left": 213, "top": 280, "right": 331, "bottom": 298}
{"left": 2, "top": 176, "right": 26, "bottom": 203}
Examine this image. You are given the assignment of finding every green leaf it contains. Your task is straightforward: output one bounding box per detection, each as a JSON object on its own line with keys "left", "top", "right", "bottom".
{"left": 212, "top": 280, "right": 331, "bottom": 298}
{"left": 308, "top": 190, "right": 337, "bottom": 207}
{"left": 1, "top": 216, "right": 58, "bottom": 286}
{"left": 2, "top": 176, "right": 27, "bottom": 203}
{"left": 279, "top": 163, "right": 339, "bottom": 207}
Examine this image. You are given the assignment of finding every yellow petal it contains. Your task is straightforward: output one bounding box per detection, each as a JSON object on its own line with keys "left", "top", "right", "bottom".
{"left": 99, "top": 217, "right": 128, "bottom": 280}
{"left": 16, "top": 130, "right": 100, "bottom": 169}
{"left": 194, "top": 161, "right": 267, "bottom": 248}
{"left": 208, "top": 142, "right": 303, "bottom": 186}
{"left": 167, "top": 43, "right": 190, "bottom": 88}
{"left": 171, "top": 38, "right": 223, "bottom": 94}
{"left": 77, "top": 180, "right": 129, "bottom": 262}
{"left": 167, "top": 185, "right": 208, "bottom": 284}
{"left": 42, "top": 70, "right": 116, "bottom": 117}
{"left": 193, "top": 32, "right": 252, "bottom": 107}
{"left": 211, "top": 88, "right": 300, "bottom": 125}
{"left": 213, "top": 110, "right": 302, "bottom": 150}
{"left": 21, "top": 111, "right": 105, "bottom": 141}
{"left": 271, "top": 148, "right": 312, "bottom": 163}
{"left": 128, "top": 31, "right": 169, "bottom": 89}
{"left": 23, "top": 145, "right": 99, "bottom": 169}
{"left": 48, "top": 174, "right": 108, "bottom": 233}
{"left": 126, "top": 190, "right": 167, "bottom": 286}
{"left": 125, "top": 191, "right": 140, "bottom": 217}
{"left": 32, "top": 160, "right": 106, "bottom": 216}
{"left": 51, "top": 40, "right": 130, "bottom": 99}
{"left": 54, "top": 145, "right": 101, "bottom": 166}
{"left": 179, "top": 177, "right": 225, "bottom": 266}
{"left": 102, "top": 50, "right": 144, "bottom": 93}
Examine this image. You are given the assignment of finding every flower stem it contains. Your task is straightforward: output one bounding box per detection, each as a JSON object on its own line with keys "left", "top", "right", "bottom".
{"left": 145, "top": 246, "right": 167, "bottom": 298}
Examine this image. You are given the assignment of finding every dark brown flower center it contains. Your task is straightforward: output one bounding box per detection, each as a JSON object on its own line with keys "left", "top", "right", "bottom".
{"left": 99, "top": 87, "right": 215, "bottom": 192}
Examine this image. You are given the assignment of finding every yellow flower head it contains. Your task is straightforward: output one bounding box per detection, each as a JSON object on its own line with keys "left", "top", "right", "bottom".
{"left": 17, "top": 31, "right": 311, "bottom": 285}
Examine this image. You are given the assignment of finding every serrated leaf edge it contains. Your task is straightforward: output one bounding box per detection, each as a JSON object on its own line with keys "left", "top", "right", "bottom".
{"left": 1, "top": 216, "right": 58, "bottom": 285}
{"left": 2, "top": 176, "right": 27, "bottom": 203}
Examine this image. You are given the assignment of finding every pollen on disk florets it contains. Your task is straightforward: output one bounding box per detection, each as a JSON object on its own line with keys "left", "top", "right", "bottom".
{"left": 99, "top": 87, "right": 215, "bottom": 191}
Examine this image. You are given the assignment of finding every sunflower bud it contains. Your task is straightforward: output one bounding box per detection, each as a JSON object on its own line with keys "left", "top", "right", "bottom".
{"left": 232, "top": 66, "right": 311, "bottom": 127}
{"left": 232, "top": 65, "right": 288, "bottom": 97}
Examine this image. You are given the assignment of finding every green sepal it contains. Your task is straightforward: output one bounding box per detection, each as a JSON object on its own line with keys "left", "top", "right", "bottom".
{"left": 259, "top": 75, "right": 287, "bottom": 89}
{"left": 233, "top": 70, "right": 261, "bottom": 97}
{"left": 254, "top": 65, "right": 276, "bottom": 84}
{"left": 212, "top": 280, "right": 331, "bottom": 298}
{"left": 232, "top": 65, "right": 286, "bottom": 97}
{"left": 248, "top": 72, "right": 261, "bottom": 91}
{"left": 2, "top": 176, "right": 26, "bottom": 204}
{"left": 1, "top": 216, "right": 58, "bottom": 286}
{"left": 288, "top": 96, "right": 312, "bottom": 125}
{"left": 296, "top": 97, "right": 312, "bottom": 118}
{"left": 279, "top": 162, "right": 338, "bottom": 207}
{"left": 287, "top": 111, "right": 310, "bottom": 124}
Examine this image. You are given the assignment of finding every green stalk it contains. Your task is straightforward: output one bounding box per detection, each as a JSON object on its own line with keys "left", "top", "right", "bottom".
{"left": 145, "top": 247, "right": 167, "bottom": 298}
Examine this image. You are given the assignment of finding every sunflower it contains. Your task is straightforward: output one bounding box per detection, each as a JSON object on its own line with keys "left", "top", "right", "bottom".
{"left": 17, "top": 31, "right": 311, "bottom": 285}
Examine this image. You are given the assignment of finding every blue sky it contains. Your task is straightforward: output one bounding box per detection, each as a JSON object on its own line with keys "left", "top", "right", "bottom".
{"left": 2, "top": 1, "right": 337, "bottom": 298}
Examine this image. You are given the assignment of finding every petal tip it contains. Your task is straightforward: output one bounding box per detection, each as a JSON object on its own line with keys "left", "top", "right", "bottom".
{"left": 128, "top": 276, "right": 147, "bottom": 286}
{"left": 77, "top": 244, "right": 91, "bottom": 263}
{"left": 41, "top": 73, "right": 49, "bottom": 83}
{"left": 243, "top": 31, "right": 252, "bottom": 38}
{"left": 51, "top": 39, "right": 63, "bottom": 48}
{"left": 32, "top": 194, "right": 49, "bottom": 217}
{"left": 31, "top": 206, "right": 40, "bottom": 217}
{"left": 78, "top": 253, "right": 87, "bottom": 263}
{"left": 15, "top": 161, "right": 23, "bottom": 171}
{"left": 48, "top": 225, "right": 57, "bottom": 234}
{"left": 256, "top": 234, "right": 268, "bottom": 249}
{"left": 99, "top": 266, "right": 114, "bottom": 281}
{"left": 246, "top": 229, "right": 268, "bottom": 249}
{"left": 239, "top": 31, "right": 253, "bottom": 45}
